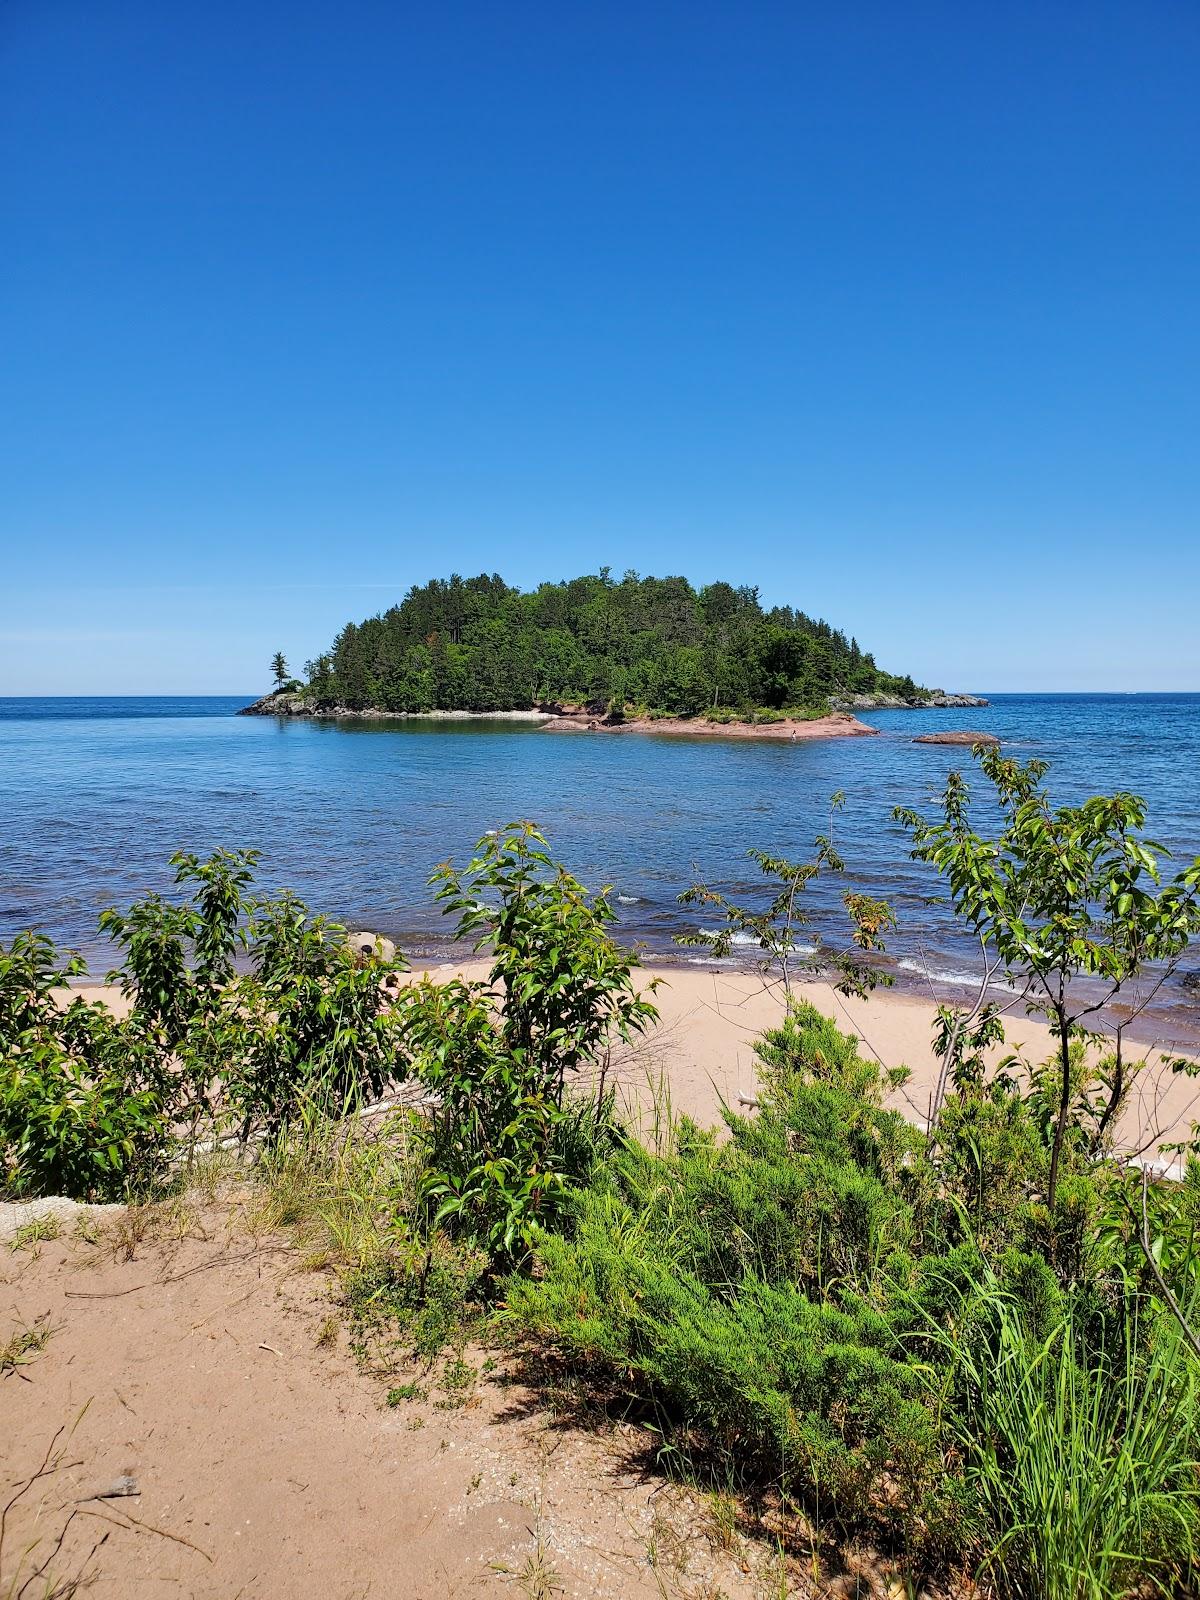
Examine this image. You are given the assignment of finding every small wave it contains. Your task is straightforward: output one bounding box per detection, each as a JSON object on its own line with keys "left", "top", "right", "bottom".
{"left": 697, "top": 927, "right": 818, "bottom": 956}
{"left": 895, "top": 958, "right": 1008, "bottom": 992}
{"left": 698, "top": 926, "right": 762, "bottom": 948}
{"left": 616, "top": 893, "right": 640, "bottom": 905}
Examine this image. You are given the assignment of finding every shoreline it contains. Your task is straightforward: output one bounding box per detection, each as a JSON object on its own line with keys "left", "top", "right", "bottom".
{"left": 240, "top": 693, "right": 882, "bottom": 740}
{"left": 62, "top": 959, "right": 1200, "bottom": 1172}
{"left": 63, "top": 941, "right": 1200, "bottom": 1057}
{"left": 244, "top": 704, "right": 557, "bottom": 723}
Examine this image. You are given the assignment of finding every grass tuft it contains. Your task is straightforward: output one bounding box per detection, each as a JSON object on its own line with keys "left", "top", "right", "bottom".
{"left": 1, "top": 1314, "right": 55, "bottom": 1378}
{"left": 919, "top": 1277, "right": 1200, "bottom": 1599}
{"left": 8, "top": 1214, "right": 62, "bottom": 1253}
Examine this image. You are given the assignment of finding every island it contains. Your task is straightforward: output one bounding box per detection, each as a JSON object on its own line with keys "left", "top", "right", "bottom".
{"left": 242, "top": 569, "right": 987, "bottom": 737}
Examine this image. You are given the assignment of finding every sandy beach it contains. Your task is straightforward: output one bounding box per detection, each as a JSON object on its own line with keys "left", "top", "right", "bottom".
{"left": 398, "top": 958, "right": 1197, "bottom": 1173}
{"left": 606, "top": 965, "right": 1200, "bottom": 1170}
{"left": 591, "top": 965, "right": 1200, "bottom": 1173}
{"left": 70, "top": 959, "right": 1199, "bottom": 1171}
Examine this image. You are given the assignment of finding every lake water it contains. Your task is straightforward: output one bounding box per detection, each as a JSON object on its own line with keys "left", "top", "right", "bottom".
{"left": 2, "top": 694, "right": 1199, "bottom": 1045}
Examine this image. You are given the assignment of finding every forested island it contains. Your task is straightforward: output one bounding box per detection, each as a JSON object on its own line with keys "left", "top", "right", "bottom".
{"left": 251, "top": 572, "right": 980, "bottom": 727}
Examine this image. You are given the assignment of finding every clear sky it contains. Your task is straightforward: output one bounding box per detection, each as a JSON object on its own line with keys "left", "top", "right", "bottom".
{"left": 2, "top": 1, "right": 1197, "bottom": 694}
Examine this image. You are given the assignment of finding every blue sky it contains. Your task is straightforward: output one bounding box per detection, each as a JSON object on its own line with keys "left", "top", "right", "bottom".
{"left": 2, "top": 1, "right": 1197, "bottom": 694}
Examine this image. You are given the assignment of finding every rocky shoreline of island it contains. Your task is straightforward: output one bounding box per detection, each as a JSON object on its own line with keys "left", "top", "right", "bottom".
{"left": 238, "top": 688, "right": 988, "bottom": 739}
{"left": 238, "top": 693, "right": 882, "bottom": 738}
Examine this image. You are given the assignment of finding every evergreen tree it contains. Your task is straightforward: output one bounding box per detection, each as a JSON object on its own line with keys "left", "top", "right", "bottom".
{"left": 301, "top": 572, "right": 924, "bottom": 716}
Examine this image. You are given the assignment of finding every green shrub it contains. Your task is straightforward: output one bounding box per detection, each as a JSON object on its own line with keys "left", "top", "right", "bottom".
{"left": 404, "top": 974, "right": 571, "bottom": 1261}
{"left": 2, "top": 827, "right": 641, "bottom": 1226}
{"left": 1, "top": 854, "right": 412, "bottom": 1200}
{"left": 103, "top": 855, "right": 410, "bottom": 1139}
{"left": 346, "top": 1232, "right": 488, "bottom": 1360}
{"left": 406, "top": 822, "right": 655, "bottom": 1264}
{"left": 896, "top": 748, "right": 1200, "bottom": 1208}
{"left": 509, "top": 996, "right": 1200, "bottom": 1578}
{"left": 0, "top": 934, "right": 172, "bottom": 1199}
{"left": 229, "top": 946, "right": 406, "bottom": 1136}
{"left": 1, "top": 1030, "right": 171, "bottom": 1200}
{"left": 508, "top": 1169, "right": 951, "bottom": 1547}
{"left": 507, "top": 1004, "right": 956, "bottom": 1549}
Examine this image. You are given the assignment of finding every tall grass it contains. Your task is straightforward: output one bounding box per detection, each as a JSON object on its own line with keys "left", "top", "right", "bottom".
{"left": 250, "top": 1103, "right": 489, "bottom": 1361}
{"left": 250, "top": 1101, "right": 421, "bottom": 1268}
{"left": 924, "top": 1282, "right": 1200, "bottom": 1600}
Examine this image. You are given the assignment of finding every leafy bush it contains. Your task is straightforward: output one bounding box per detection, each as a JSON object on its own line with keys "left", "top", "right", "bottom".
{"left": 1, "top": 1018, "right": 172, "bottom": 1200}
{"left": 403, "top": 973, "right": 565, "bottom": 1259}
{"left": 100, "top": 852, "right": 410, "bottom": 1138}
{"left": 1, "top": 827, "right": 644, "bottom": 1242}
{"left": 1, "top": 854, "right": 410, "bottom": 1199}
{"left": 896, "top": 748, "right": 1200, "bottom": 1204}
{"left": 232, "top": 920, "right": 406, "bottom": 1135}
{"left": 0, "top": 933, "right": 173, "bottom": 1198}
{"left": 405, "top": 822, "right": 655, "bottom": 1262}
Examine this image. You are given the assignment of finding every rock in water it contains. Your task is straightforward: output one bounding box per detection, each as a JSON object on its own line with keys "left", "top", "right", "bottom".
{"left": 238, "top": 690, "right": 312, "bottom": 717}
{"left": 912, "top": 730, "right": 1000, "bottom": 746}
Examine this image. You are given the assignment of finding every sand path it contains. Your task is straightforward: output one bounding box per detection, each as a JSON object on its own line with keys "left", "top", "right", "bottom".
{"left": 2, "top": 1213, "right": 760, "bottom": 1600}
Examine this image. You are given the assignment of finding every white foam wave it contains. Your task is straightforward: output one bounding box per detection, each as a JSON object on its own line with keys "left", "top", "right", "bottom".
{"left": 896, "top": 958, "right": 1008, "bottom": 992}
{"left": 698, "top": 928, "right": 817, "bottom": 956}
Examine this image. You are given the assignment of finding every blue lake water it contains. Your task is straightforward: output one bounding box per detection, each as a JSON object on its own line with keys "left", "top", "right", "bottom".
{"left": 2, "top": 694, "right": 1199, "bottom": 1043}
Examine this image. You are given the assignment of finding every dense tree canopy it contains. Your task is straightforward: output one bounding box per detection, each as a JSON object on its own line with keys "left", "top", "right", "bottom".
{"left": 303, "top": 570, "right": 925, "bottom": 715}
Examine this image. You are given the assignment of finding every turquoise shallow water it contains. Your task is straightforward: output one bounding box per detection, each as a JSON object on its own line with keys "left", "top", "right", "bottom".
{"left": 2, "top": 694, "right": 1199, "bottom": 1044}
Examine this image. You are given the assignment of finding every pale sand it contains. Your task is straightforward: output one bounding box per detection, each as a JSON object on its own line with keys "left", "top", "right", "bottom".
{"left": 66, "top": 963, "right": 1200, "bottom": 1173}
{"left": 2, "top": 1211, "right": 765, "bottom": 1600}
{"left": 405, "top": 960, "right": 1200, "bottom": 1173}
